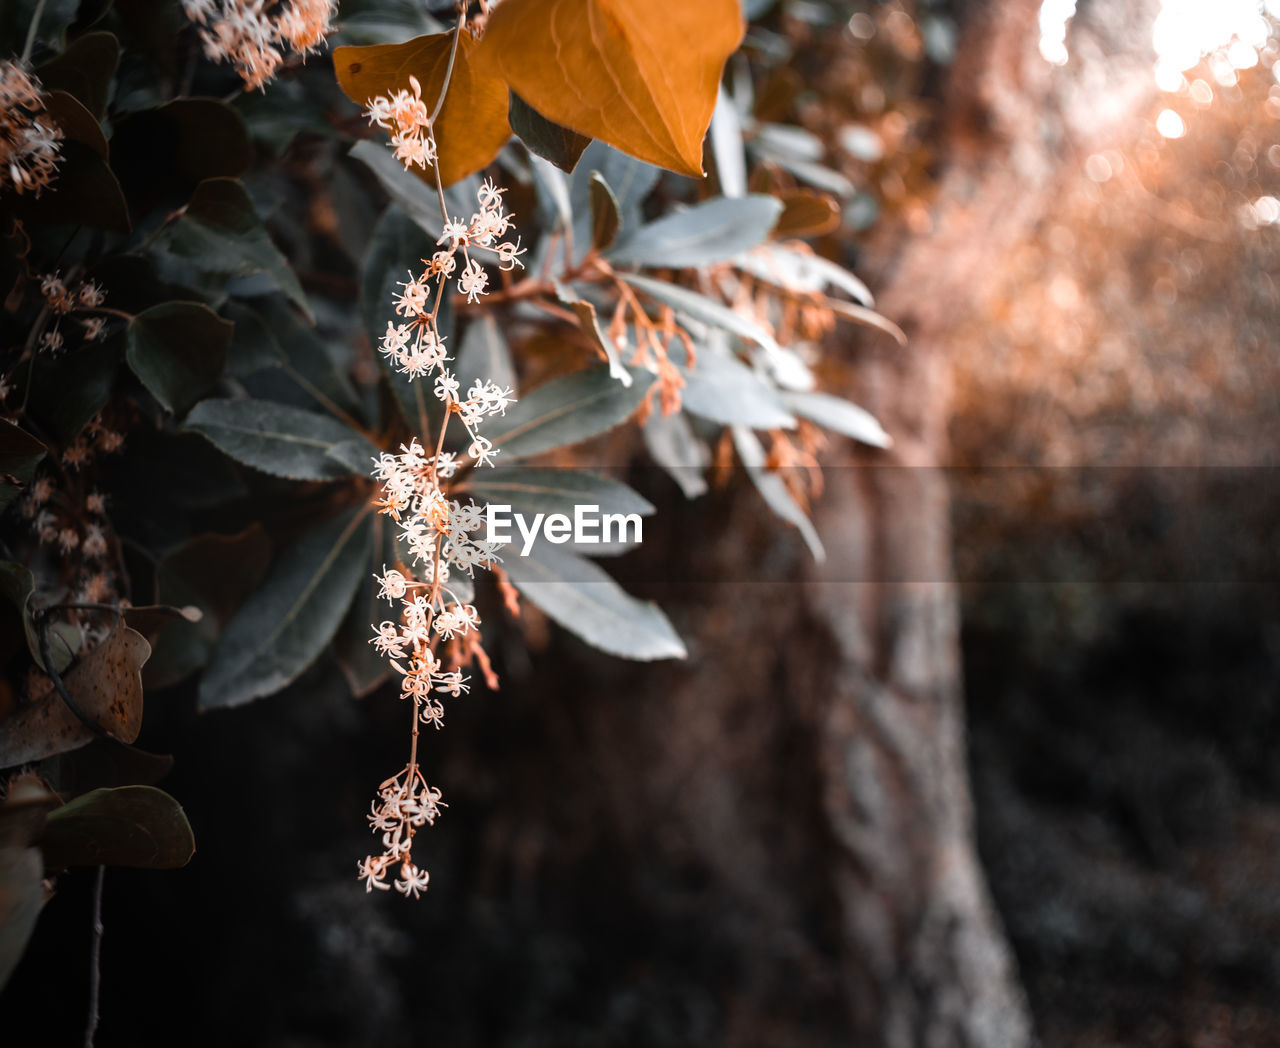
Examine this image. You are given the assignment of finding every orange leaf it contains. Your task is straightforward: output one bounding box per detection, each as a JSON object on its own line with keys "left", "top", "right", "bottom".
{"left": 333, "top": 33, "right": 510, "bottom": 189}
{"left": 480, "top": 0, "right": 743, "bottom": 178}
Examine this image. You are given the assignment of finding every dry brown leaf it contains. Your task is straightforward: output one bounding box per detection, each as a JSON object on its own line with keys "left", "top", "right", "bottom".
{"left": 774, "top": 189, "right": 841, "bottom": 238}
{"left": 481, "top": 0, "right": 743, "bottom": 178}
{"left": 0, "top": 629, "right": 150, "bottom": 769}
{"left": 334, "top": 33, "right": 510, "bottom": 189}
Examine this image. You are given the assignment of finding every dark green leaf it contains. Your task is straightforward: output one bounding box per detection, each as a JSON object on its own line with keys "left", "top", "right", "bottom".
{"left": 222, "top": 300, "right": 286, "bottom": 377}
{"left": 36, "top": 31, "right": 120, "bottom": 117}
{"left": 243, "top": 296, "right": 364, "bottom": 418}
{"left": 607, "top": 195, "right": 782, "bottom": 268}
{"left": 333, "top": 516, "right": 396, "bottom": 698}
{"left": 0, "top": 421, "right": 46, "bottom": 512}
{"left": 509, "top": 91, "right": 592, "bottom": 172}
{"left": 784, "top": 390, "right": 890, "bottom": 448}
{"left": 505, "top": 542, "right": 685, "bottom": 661}
{"left": 0, "top": 847, "right": 43, "bottom": 992}
{"left": 185, "top": 399, "right": 377, "bottom": 482}
{"left": 349, "top": 140, "right": 443, "bottom": 239}
{"left": 6, "top": 137, "right": 130, "bottom": 233}
{"left": 126, "top": 302, "right": 232, "bottom": 415}
{"left": 156, "top": 178, "right": 312, "bottom": 321}
{"left": 112, "top": 100, "right": 251, "bottom": 213}
{"left": 486, "top": 366, "right": 655, "bottom": 460}
{"left": 43, "top": 90, "right": 107, "bottom": 158}
{"left": 199, "top": 507, "right": 374, "bottom": 708}
{"left": 40, "top": 786, "right": 195, "bottom": 870}
{"left": 454, "top": 314, "right": 517, "bottom": 399}
{"left": 145, "top": 525, "right": 272, "bottom": 689}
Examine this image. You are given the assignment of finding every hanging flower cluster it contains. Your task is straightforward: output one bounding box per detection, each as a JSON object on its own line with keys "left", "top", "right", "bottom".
{"left": 0, "top": 61, "right": 63, "bottom": 198}
{"left": 33, "top": 272, "right": 111, "bottom": 354}
{"left": 359, "top": 79, "right": 521, "bottom": 897}
{"left": 180, "top": 0, "right": 337, "bottom": 91}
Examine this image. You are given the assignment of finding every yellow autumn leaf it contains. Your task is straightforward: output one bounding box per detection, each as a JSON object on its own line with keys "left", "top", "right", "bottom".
{"left": 333, "top": 33, "right": 510, "bottom": 189}
{"left": 480, "top": 0, "right": 744, "bottom": 178}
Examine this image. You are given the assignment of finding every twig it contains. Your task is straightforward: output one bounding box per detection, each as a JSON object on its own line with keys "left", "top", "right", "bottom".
{"left": 20, "top": 0, "right": 49, "bottom": 63}
{"left": 84, "top": 865, "right": 105, "bottom": 1048}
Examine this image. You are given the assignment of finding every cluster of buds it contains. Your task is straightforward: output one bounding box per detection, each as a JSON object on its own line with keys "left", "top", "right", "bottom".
{"left": 181, "top": 0, "right": 337, "bottom": 91}
{"left": 37, "top": 272, "right": 110, "bottom": 353}
{"left": 0, "top": 60, "right": 62, "bottom": 198}
{"left": 20, "top": 479, "right": 119, "bottom": 639}
{"left": 359, "top": 80, "right": 522, "bottom": 896}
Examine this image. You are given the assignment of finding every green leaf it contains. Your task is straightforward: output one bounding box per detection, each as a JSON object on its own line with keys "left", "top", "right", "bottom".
{"left": 26, "top": 338, "right": 119, "bottom": 444}
{"left": 618, "top": 272, "right": 782, "bottom": 355}
{"left": 39, "top": 786, "right": 195, "bottom": 870}
{"left": 333, "top": 516, "right": 396, "bottom": 698}
{"left": 454, "top": 314, "right": 517, "bottom": 399}
{"left": 681, "top": 340, "right": 795, "bottom": 428}
{"left": 36, "top": 31, "right": 121, "bottom": 117}
{"left": 607, "top": 195, "right": 782, "bottom": 268}
{"left": 643, "top": 410, "right": 709, "bottom": 498}
{"left": 185, "top": 399, "right": 377, "bottom": 482}
{"left": 156, "top": 178, "right": 313, "bottom": 321}
{"left": 0, "top": 847, "right": 44, "bottom": 992}
{"left": 732, "top": 243, "right": 874, "bottom": 306}
{"left": 509, "top": 91, "right": 591, "bottom": 173}
{"left": 0, "top": 420, "right": 46, "bottom": 512}
{"left": 7, "top": 134, "right": 130, "bottom": 233}
{"left": 111, "top": 100, "right": 251, "bottom": 213}
{"left": 553, "top": 282, "right": 631, "bottom": 386}
{"left": 222, "top": 300, "right": 286, "bottom": 377}
{"left": 486, "top": 366, "right": 655, "bottom": 460}
{"left": 505, "top": 543, "right": 685, "bottom": 661}
{"left": 42, "top": 90, "right": 108, "bottom": 159}
{"left": 588, "top": 171, "right": 621, "bottom": 251}
{"left": 125, "top": 302, "right": 232, "bottom": 415}
{"left": 0, "top": 561, "right": 70, "bottom": 672}
{"left": 732, "top": 426, "right": 824, "bottom": 562}
{"left": 145, "top": 525, "right": 273, "bottom": 690}
{"left": 244, "top": 296, "right": 365, "bottom": 418}
{"left": 467, "top": 467, "right": 654, "bottom": 519}
{"left": 784, "top": 390, "right": 891, "bottom": 449}
{"left": 349, "top": 140, "right": 444, "bottom": 239}
{"left": 199, "top": 507, "right": 374, "bottom": 709}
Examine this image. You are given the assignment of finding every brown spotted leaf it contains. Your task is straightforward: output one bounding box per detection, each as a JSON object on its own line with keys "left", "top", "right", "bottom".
{"left": 0, "top": 629, "right": 149, "bottom": 769}
{"left": 333, "top": 32, "right": 510, "bottom": 188}
{"left": 480, "top": 0, "right": 743, "bottom": 177}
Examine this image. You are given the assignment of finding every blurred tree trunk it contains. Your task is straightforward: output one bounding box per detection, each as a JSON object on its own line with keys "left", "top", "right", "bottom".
{"left": 804, "top": 1, "right": 1158, "bottom": 1043}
